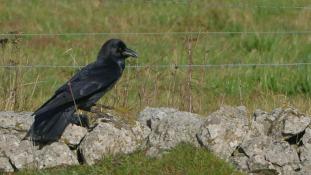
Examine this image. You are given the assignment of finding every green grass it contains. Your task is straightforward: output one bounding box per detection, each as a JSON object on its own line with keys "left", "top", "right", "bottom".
{"left": 2, "top": 0, "right": 311, "bottom": 114}
{"left": 17, "top": 144, "right": 242, "bottom": 175}
{"left": 1, "top": 0, "right": 311, "bottom": 115}
{"left": 1, "top": 0, "right": 311, "bottom": 174}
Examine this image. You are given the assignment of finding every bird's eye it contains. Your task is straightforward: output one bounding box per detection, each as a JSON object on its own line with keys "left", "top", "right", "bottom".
{"left": 117, "top": 48, "right": 122, "bottom": 53}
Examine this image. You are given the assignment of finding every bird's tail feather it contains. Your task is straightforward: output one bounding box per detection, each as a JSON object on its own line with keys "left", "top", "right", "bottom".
{"left": 26, "top": 106, "right": 75, "bottom": 144}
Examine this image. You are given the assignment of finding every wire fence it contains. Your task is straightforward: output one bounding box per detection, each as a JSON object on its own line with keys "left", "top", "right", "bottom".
{"left": 2, "top": 31, "right": 311, "bottom": 37}
{"left": 1, "top": 3, "right": 311, "bottom": 70}
{"left": 2, "top": 2, "right": 311, "bottom": 113}
{"left": 1, "top": 63, "right": 311, "bottom": 69}
{"left": 65, "top": 0, "right": 311, "bottom": 10}
{"left": 1, "top": 31, "right": 311, "bottom": 69}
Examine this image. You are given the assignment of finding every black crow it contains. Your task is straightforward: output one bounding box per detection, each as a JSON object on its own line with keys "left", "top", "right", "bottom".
{"left": 26, "top": 39, "right": 138, "bottom": 144}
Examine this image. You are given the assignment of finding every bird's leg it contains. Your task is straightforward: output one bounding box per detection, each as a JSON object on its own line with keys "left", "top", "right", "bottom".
{"left": 69, "top": 114, "right": 90, "bottom": 129}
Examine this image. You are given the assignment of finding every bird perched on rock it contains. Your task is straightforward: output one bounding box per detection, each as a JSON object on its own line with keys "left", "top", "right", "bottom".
{"left": 26, "top": 39, "right": 138, "bottom": 144}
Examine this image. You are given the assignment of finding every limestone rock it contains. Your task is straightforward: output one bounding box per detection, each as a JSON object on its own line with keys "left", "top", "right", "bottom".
{"left": 247, "top": 154, "right": 278, "bottom": 175}
{"left": 1, "top": 106, "right": 311, "bottom": 174}
{"left": 234, "top": 108, "right": 308, "bottom": 175}
{"left": 79, "top": 121, "right": 149, "bottom": 165}
{"left": 302, "top": 127, "right": 311, "bottom": 145}
{"left": 139, "top": 107, "right": 204, "bottom": 156}
{"left": 252, "top": 109, "right": 275, "bottom": 136}
{"left": 231, "top": 155, "right": 249, "bottom": 171}
{"left": 0, "top": 111, "right": 33, "bottom": 131}
{"left": 197, "top": 106, "right": 249, "bottom": 160}
{"left": 281, "top": 164, "right": 303, "bottom": 175}
{"left": 138, "top": 107, "right": 178, "bottom": 130}
{"left": 6, "top": 140, "right": 37, "bottom": 170}
{"left": 264, "top": 141, "right": 300, "bottom": 167}
{"left": 0, "top": 133, "right": 20, "bottom": 156}
{"left": 239, "top": 135, "right": 273, "bottom": 158}
{"left": 283, "top": 113, "right": 310, "bottom": 135}
{"left": 61, "top": 124, "right": 88, "bottom": 146}
{"left": 300, "top": 144, "right": 311, "bottom": 164}
{"left": 253, "top": 108, "right": 310, "bottom": 139}
{"left": 300, "top": 128, "right": 311, "bottom": 168}
{"left": 0, "top": 157, "right": 14, "bottom": 172}
{"left": 6, "top": 140, "right": 78, "bottom": 170}
{"left": 36, "top": 142, "right": 79, "bottom": 169}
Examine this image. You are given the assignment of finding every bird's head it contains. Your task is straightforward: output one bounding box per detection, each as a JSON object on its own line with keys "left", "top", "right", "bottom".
{"left": 97, "top": 39, "right": 138, "bottom": 63}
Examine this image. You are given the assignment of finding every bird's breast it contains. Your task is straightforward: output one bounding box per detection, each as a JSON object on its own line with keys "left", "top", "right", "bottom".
{"left": 116, "top": 60, "right": 125, "bottom": 73}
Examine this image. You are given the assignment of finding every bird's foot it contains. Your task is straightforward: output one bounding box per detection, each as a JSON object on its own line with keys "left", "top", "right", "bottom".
{"left": 70, "top": 114, "right": 90, "bottom": 129}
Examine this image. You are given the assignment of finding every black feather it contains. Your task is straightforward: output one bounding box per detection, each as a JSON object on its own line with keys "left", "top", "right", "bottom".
{"left": 26, "top": 39, "right": 138, "bottom": 145}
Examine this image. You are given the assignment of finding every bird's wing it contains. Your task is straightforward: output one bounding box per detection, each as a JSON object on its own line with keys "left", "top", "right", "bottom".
{"left": 33, "top": 63, "right": 120, "bottom": 116}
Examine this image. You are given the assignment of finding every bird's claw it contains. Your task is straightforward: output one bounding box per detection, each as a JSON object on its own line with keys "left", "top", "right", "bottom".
{"left": 70, "top": 114, "right": 90, "bottom": 128}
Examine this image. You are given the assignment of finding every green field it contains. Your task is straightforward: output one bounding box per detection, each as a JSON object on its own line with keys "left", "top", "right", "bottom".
{"left": 1, "top": 0, "right": 311, "bottom": 174}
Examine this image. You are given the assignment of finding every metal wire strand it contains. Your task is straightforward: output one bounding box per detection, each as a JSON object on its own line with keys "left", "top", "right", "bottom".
{"left": 1, "top": 63, "right": 311, "bottom": 69}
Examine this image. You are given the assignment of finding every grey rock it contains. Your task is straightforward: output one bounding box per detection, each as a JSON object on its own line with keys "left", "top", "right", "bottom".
{"left": 252, "top": 109, "right": 274, "bottom": 136}
{"left": 0, "top": 133, "right": 20, "bottom": 156}
{"left": 247, "top": 154, "right": 278, "bottom": 175}
{"left": 79, "top": 121, "right": 149, "bottom": 165}
{"left": 264, "top": 141, "right": 300, "bottom": 167}
{"left": 6, "top": 140, "right": 37, "bottom": 170}
{"left": 283, "top": 114, "right": 310, "bottom": 135}
{"left": 253, "top": 107, "right": 283, "bottom": 124}
{"left": 197, "top": 106, "right": 249, "bottom": 160}
{"left": 302, "top": 127, "right": 311, "bottom": 145}
{"left": 300, "top": 127, "right": 311, "bottom": 166}
{"left": 301, "top": 161, "right": 311, "bottom": 175}
{"left": 237, "top": 134, "right": 282, "bottom": 174}
{"left": 251, "top": 107, "right": 310, "bottom": 140}
{"left": 61, "top": 124, "right": 88, "bottom": 146}
{"left": 300, "top": 142, "right": 311, "bottom": 163}
{"left": 0, "top": 157, "right": 14, "bottom": 172}
{"left": 281, "top": 164, "right": 303, "bottom": 175}
{"left": 231, "top": 155, "right": 249, "bottom": 171}
{"left": 254, "top": 108, "right": 285, "bottom": 139}
{"left": 237, "top": 108, "right": 306, "bottom": 175}
{"left": 0, "top": 111, "right": 33, "bottom": 131}
{"left": 6, "top": 140, "right": 78, "bottom": 170}
{"left": 131, "top": 121, "right": 151, "bottom": 147}
{"left": 239, "top": 135, "right": 273, "bottom": 158}
{"left": 36, "top": 142, "right": 79, "bottom": 169}
{"left": 1, "top": 106, "right": 311, "bottom": 174}
{"left": 0, "top": 111, "right": 33, "bottom": 140}
{"left": 139, "top": 107, "right": 204, "bottom": 156}
{"left": 139, "top": 107, "right": 178, "bottom": 130}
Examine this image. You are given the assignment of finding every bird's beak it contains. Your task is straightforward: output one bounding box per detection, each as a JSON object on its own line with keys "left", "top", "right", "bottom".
{"left": 122, "top": 48, "right": 138, "bottom": 58}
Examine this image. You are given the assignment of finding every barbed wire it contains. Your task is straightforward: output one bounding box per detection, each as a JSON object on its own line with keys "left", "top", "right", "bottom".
{"left": 2, "top": 31, "right": 311, "bottom": 37}
{"left": 11, "top": 62, "right": 310, "bottom": 87}
{"left": 1, "top": 63, "right": 311, "bottom": 69}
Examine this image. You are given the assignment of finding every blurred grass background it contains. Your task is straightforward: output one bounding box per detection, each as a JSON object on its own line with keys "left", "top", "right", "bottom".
{"left": 1, "top": 0, "right": 311, "bottom": 116}
{"left": 1, "top": 0, "right": 311, "bottom": 174}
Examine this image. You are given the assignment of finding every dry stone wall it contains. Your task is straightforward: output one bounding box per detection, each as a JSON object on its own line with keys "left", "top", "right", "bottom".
{"left": 1, "top": 106, "right": 311, "bottom": 175}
